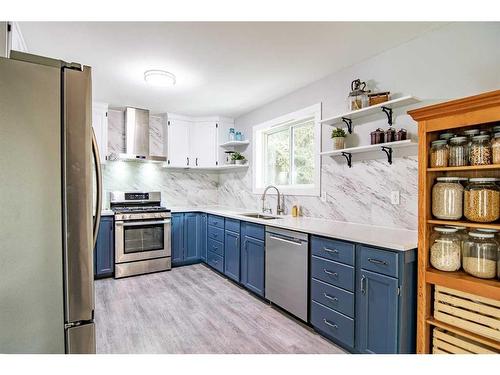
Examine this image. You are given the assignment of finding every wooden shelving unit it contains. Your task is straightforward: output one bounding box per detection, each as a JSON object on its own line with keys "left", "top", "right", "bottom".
{"left": 408, "top": 90, "right": 500, "bottom": 354}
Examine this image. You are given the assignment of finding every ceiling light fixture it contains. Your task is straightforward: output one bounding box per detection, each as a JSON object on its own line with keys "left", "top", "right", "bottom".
{"left": 144, "top": 70, "right": 176, "bottom": 87}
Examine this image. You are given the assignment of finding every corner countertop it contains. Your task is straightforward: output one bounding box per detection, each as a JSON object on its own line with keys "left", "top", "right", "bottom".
{"left": 101, "top": 209, "right": 114, "bottom": 216}
{"left": 169, "top": 206, "right": 417, "bottom": 251}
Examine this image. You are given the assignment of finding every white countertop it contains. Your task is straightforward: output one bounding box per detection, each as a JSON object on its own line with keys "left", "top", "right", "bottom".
{"left": 101, "top": 209, "right": 114, "bottom": 216}
{"left": 170, "top": 206, "right": 417, "bottom": 251}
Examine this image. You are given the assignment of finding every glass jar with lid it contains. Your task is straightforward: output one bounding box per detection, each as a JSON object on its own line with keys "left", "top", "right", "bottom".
{"left": 448, "top": 136, "right": 468, "bottom": 166}
{"left": 432, "top": 177, "right": 465, "bottom": 220}
{"left": 463, "top": 128, "right": 480, "bottom": 164}
{"left": 446, "top": 225, "right": 468, "bottom": 246}
{"left": 439, "top": 132, "right": 455, "bottom": 142}
{"left": 470, "top": 134, "right": 492, "bottom": 165}
{"left": 430, "top": 140, "right": 449, "bottom": 168}
{"left": 430, "top": 227, "right": 462, "bottom": 272}
{"left": 491, "top": 132, "right": 500, "bottom": 164}
{"left": 464, "top": 178, "right": 500, "bottom": 223}
{"left": 462, "top": 231, "right": 498, "bottom": 279}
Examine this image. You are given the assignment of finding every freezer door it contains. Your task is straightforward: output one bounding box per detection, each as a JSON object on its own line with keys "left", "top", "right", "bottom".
{"left": 66, "top": 323, "right": 96, "bottom": 354}
{"left": 63, "top": 66, "right": 95, "bottom": 324}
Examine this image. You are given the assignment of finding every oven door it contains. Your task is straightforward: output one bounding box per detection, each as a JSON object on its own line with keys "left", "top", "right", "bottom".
{"left": 115, "top": 219, "right": 171, "bottom": 263}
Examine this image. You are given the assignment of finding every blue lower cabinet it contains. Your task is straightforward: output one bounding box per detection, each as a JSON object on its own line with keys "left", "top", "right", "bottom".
{"left": 241, "top": 222, "right": 265, "bottom": 296}
{"left": 207, "top": 250, "right": 224, "bottom": 273}
{"left": 199, "top": 214, "right": 207, "bottom": 262}
{"left": 184, "top": 213, "right": 200, "bottom": 262}
{"left": 94, "top": 216, "right": 114, "bottom": 279}
{"left": 171, "top": 213, "right": 185, "bottom": 265}
{"left": 224, "top": 220, "right": 240, "bottom": 282}
{"left": 172, "top": 212, "right": 206, "bottom": 266}
{"left": 355, "top": 269, "right": 399, "bottom": 354}
{"left": 311, "top": 300, "right": 355, "bottom": 348}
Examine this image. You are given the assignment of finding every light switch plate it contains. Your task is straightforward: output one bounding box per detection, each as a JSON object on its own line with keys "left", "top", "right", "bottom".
{"left": 321, "top": 191, "right": 327, "bottom": 202}
{"left": 390, "top": 191, "right": 400, "bottom": 205}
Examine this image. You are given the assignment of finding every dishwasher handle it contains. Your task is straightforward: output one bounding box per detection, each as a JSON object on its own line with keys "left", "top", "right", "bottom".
{"left": 268, "top": 233, "right": 305, "bottom": 246}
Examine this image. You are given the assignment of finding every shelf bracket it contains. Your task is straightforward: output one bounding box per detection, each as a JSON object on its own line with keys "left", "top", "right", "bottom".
{"left": 381, "top": 106, "right": 393, "bottom": 126}
{"left": 341, "top": 151, "right": 352, "bottom": 168}
{"left": 381, "top": 146, "right": 393, "bottom": 165}
{"left": 341, "top": 117, "right": 353, "bottom": 134}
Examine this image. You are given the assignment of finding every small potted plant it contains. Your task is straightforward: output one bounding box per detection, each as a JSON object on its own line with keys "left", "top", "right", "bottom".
{"left": 331, "top": 127, "right": 346, "bottom": 150}
{"left": 231, "top": 152, "right": 247, "bottom": 165}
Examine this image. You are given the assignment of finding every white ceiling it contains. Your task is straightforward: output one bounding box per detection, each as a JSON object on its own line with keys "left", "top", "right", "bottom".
{"left": 19, "top": 22, "right": 443, "bottom": 118}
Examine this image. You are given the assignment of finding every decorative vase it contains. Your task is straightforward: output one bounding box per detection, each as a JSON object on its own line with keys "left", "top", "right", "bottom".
{"left": 235, "top": 159, "right": 246, "bottom": 165}
{"left": 332, "top": 137, "right": 345, "bottom": 150}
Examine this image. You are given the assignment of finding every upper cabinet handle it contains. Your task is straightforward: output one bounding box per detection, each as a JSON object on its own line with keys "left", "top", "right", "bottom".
{"left": 186, "top": 157, "right": 190, "bottom": 166}
{"left": 195, "top": 157, "right": 198, "bottom": 166}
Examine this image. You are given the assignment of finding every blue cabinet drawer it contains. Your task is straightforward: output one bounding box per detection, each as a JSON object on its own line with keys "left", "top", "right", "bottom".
{"left": 311, "top": 255, "right": 354, "bottom": 292}
{"left": 359, "top": 245, "right": 398, "bottom": 278}
{"left": 243, "top": 221, "right": 265, "bottom": 240}
{"left": 311, "top": 300, "right": 354, "bottom": 348}
{"left": 225, "top": 218, "right": 240, "bottom": 233}
{"left": 207, "top": 238, "right": 224, "bottom": 256}
{"left": 207, "top": 225, "right": 224, "bottom": 242}
{"left": 311, "top": 236, "right": 355, "bottom": 266}
{"left": 311, "top": 278, "right": 354, "bottom": 318}
{"left": 207, "top": 250, "right": 224, "bottom": 273}
{"left": 208, "top": 215, "right": 224, "bottom": 228}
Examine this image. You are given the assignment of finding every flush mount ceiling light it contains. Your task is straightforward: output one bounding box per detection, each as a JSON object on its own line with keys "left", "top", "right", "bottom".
{"left": 144, "top": 70, "right": 176, "bottom": 87}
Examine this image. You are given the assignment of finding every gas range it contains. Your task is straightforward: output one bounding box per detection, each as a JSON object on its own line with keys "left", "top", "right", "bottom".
{"left": 109, "top": 191, "right": 172, "bottom": 278}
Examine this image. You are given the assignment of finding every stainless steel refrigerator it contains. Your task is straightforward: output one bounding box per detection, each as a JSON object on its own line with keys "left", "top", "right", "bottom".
{"left": 0, "top": 51, "right": 102, "bottom": 353}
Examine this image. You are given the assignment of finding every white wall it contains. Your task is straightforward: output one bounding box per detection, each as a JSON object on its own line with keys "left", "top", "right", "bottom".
{"left": 219, "top": 22, "right": 500, "bottom": 230}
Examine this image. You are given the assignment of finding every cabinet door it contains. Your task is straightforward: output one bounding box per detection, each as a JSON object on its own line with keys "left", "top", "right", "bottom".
{"left": 190, "top": 121, "right": 218, "bottom": 167}
{"left": 171, "top": 213, "right": 184, "bottom": 265}
{"left": 184, "top": 213, "right": 199, "bottom": 262}
{"left": 167, "top": 118, "right": 190, "bottom": 167}
{"left": 241, "top": 236, "right": 265, "bottom": 296}
{"left": 94, "top": 216, "right": 114, "bottom": 278}
{"left": 92, "top": 102, "right": 108, "bottom": 164}
{"left": 224, "top": 230, "right": 240, "bottom": 282}
{"left": 356, "top": 269, "right": 399, "bottom": 354}
{"left": 199, "top": 214, "right": 207, "bottom": 262}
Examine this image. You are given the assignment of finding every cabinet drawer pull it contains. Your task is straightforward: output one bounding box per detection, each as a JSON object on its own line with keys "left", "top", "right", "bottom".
{"left": 368, "top": 257, "right": 387, "bottom": 265}
{"left": 323, "top": 319, "right": 338, "bottom": 329}
{"left": 323, "top": 269, "right": 338, "bottom": 277}
{"left": 324, "top": 247, "right": 339, "bottom": 254}
{"left": 323, "top": 293, "right": 338, "bottom": 302}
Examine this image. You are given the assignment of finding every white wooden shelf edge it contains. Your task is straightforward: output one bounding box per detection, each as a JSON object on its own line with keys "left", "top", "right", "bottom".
{"left": 320, "top": 96, "right": 420, "bottom": 126}
{"left": 320, "top": 139, "right": 417, "bottom": 157}
{"left": 163, "top": 164, "right": 249, "bottom": 171}
{"left": 219, "top": 140, "right": 250, "bottom": 148}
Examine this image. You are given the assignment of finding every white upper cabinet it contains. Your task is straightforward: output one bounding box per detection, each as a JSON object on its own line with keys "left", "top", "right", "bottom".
{"left": 190, "top": 121, "right": 218, "bottom": 167}
{"left": 167, "top": 114, "right": 233, "bottom": 169}
{"left": 92, "top": 102, "right": 108, "bottom": 164}
{"left": 167, "top": 116, "right": 191, "bottom": 167}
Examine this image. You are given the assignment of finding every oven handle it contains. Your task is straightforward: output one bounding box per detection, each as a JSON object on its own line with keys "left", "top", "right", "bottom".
{"left": 116, "top": 219, "right": 171, "bottom": 227}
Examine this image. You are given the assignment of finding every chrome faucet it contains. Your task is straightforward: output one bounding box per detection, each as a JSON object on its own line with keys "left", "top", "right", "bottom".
{"left": 261, "top": 185, "right": 284, "bottom": 215}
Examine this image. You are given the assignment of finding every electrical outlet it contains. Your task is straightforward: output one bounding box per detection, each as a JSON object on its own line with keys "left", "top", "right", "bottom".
{"left": 390, "top": 191, "right": 400, "bottom": 205}
{"left": 321, "top": 191, "right": 327, "bottom": 202}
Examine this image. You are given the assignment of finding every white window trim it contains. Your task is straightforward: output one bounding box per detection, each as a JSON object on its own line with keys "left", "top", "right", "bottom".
{"left": 252, "top": 103, "right": 321, "bottom": 196}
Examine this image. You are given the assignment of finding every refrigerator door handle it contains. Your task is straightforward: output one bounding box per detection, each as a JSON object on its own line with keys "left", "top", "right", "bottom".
{"left": 92, "top": 128, "right": 102, "bottom": 248}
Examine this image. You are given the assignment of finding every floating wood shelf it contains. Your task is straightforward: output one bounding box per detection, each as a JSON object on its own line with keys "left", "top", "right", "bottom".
{"left": 425, "top": 269, "right": 500, "bottom": 301}
{"left": 219, "top": 140, "right": 250, "bottom": 148}
{"left": 408, "top": 89, "right": 500, "bottom": 354}
{"left": 320, "top": 140, "right": 417, "bottom": 167}
{"left": 320, "top": 96, "right": 420, "bottom": 133}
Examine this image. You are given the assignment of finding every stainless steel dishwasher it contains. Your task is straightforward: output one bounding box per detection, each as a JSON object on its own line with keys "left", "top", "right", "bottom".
{"left": 265, "top": 227, "right": 308, "bottom": 321}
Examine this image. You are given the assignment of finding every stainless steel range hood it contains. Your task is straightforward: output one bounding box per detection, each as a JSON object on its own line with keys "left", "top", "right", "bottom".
{"left": 108, "top": 107, "right": 167, "bottom": 162}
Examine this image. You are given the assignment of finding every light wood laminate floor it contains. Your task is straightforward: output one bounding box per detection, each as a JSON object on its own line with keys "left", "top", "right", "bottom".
{"left": 95, "top": 263, "right": 345, "bottom": 354}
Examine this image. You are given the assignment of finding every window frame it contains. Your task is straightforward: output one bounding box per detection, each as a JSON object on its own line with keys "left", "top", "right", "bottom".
{"left": 252, "top": 103, "right": 321, "bottom": 196}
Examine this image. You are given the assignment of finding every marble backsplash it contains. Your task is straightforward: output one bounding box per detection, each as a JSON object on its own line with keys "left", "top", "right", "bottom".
{"left": 218, "top": 155, "right": 418, "bottom": 230}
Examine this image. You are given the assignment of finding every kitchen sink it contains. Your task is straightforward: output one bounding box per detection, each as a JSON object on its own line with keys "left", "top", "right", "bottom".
{"left": 239, "top": 213, "right": 282, "bottom": 220}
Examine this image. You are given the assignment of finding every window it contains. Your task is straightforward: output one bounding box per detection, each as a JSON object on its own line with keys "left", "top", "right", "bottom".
{"left": 253, "top": 103, "right": 321, "bottom": 196}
